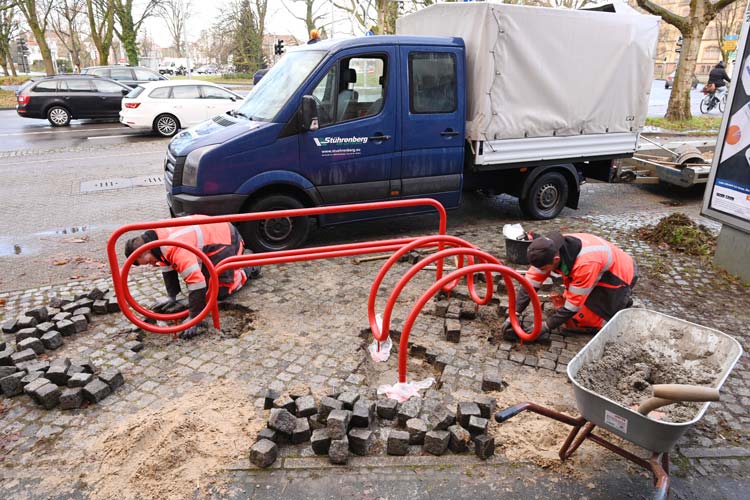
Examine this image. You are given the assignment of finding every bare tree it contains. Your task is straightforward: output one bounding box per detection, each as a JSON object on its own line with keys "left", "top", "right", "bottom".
{"left": 86, "top": 0, "right": 115, "bottom": 65}
{"left": 282, "top": 0, "right": 327, "bottom": 35}
{"left": 159, "top": 0, "right": 191, "bottom": 54}
{"left": 0, "top": 1, "right": 20, "bottom": 76}
{"left": 51, "top": 0, "right": 87, "bottom": 70}
{"left": 714, "top": 1, "right": 744, "bottom": 63}
{"left": 636, "top": 0, "right": 741, "bottom": 121}
{"left": 112, "top": 0, "right": 162, "bottom": 66}
{"left": 16, "top": 0, "right": 56, "bottom": 75}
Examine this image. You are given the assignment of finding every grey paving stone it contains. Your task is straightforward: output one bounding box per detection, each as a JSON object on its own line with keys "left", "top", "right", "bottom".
{"left": 70, "top": 315, "right": 88, "bottom": 333}
{"left": 328, "top": 437, "right": 349, "bottom": 465}
{"left": 99, "top": 368, "right": 124, "bottom": 390}
{"left": 46, "top": 364, "right": 70, "bottom": 386}
{"left": 15, "top": 328, "right": 40, "bottom": 343}
{"left": 387, "top": 429, "right": 410, "bottom": 456}
{"left": 20, "top": 371, "right": 44, "bottom": 386}
{"left": 397, "top": 397, "right": 422, "bottom": 425}
{"left": 268, "top": 408, "right": 297, "bottom": 435}
{"left": 106, "top": 296, "right": 120, "bottom": 313}
{"left": 291, "top": 417, "right": 311, "bottom": 444}
{"left": 509, "top": 351, "right": 526, "bottom": 364}
{"left": 523, "top": 356, "right": 538, "bottom": 368}
{"left": 17, "top": 337, "right": 44, "bottom": 355}
{"left": 51, "top": 312, "right": 71, "bottom": 323}
{"left": 338, "top": 391, "right": 360, "bottom": 410}
{"left": 327, "top": 409, "right": 352, "bottom": 440}
{"left": 67, "top": 372, "right": 94, "bottom": 388}
{"left": 56, "top": 320, "right": 75, "bottom": 337}
{"left": 70, "top": 359, "right": 95, "bottom": 374}
{"left": 11, "top": 349, "right": 36, "bottom": 365}
{"left": 256, "top": 428, "right": 279, "bottom": 444}
{"left": 481, "top": 371, "right": 504, "bottom": 392}
{"left": 16, "top": 316, "right": 38, "bottom": 329}
{"left": 445, "top": 319, "right": 461, "bottom": 343}
{"left": 295, "top": 395, "right": 317, "bottom": 418}
{"left": 348, "top": 428, "right": 373, "bottom": 456}
{"left": 0, "top": 372, "right": 25, "bottom": 396}
{"left": 72, "top": 307, "right": 92, "bottom": 322}
{"left": 273, "top": 394, "right": 296, "bottom": 413}
{"left": 288, "top": 383, "right": 312, "bottom": 400}
{"left": 475, "top": 395, "right": 497, "bottom": 419}
{"left": 93, "top": 300, "right": 108, "bottom": 315}
{"left": 59, "top": 387, "right": 84, "bottom": 410}
{"left": 424, "top": 430, "right": 451, "bottom": 455}
{"left": 406, "top": 418, "right": 427, "bottom": 445}
{"left": 311, "top": 428, "right": 332, "bottom": 455}
{"left": 351, "top": 401, "right": 372, "bottom": 428}
{"left": 34, "top": 383, "right": 61, "bottom": 410}
{"left": 36, "top": 322, "right": 56, "bottom": 335}
{"left": 40, "top": 331, "right": 63, "bottom": 350}
{"left": 457, "top": 401, "right": 482, "bottom": 428}
{"left": 16, "top": 360, "right": 49, "bottom": 374}
{"left": 376, "top": 398, "right": 398, "bottom": 420}
{"left": 538, "top": 358, "right": 556, "bottom": 371}
{"left": 249, "top": 439, "right": 278, "bottom": 468}
{"left": 1, "top": 319, "right": 18, "bottom": 334}
{"left": 474, "top": 434, "right": 495, "bottom": 460}
{"left": 25, "top": 307, "right": 48, "bottom": 323}
{"left": 0, "top": 348, "right": 14, "bottom": 366}
{"left": 124, "top": 340, "right": 144, "bottom": 352}
{"left": 468, "top": 415, "right": 489, "bottom": 437}
{"left": 0, "top": 366, "right": 17, "bottom": 379}
{"left": 23, "top": 377, "right": 50, "bottom": 396}
{"left": 83, "top": 379, "right": 111, "bottom": 403}
{"left": 434, "top": 299, "right": 449, "bottom": 317}
{"left": 448, "top": 425, "right": 472, "bottom": 453}
{"left": 262, "top": 388, "right": 280, "bottom": 410}
{"left": 88, "top": 286, "right": 108, "bottom": 301}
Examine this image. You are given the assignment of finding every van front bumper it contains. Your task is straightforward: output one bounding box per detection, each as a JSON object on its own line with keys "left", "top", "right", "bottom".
{"left": 167, "top": 192, "right": 247, "bottom": 217}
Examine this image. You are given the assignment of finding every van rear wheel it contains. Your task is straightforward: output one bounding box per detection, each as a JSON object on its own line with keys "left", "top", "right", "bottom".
{"left": 520, "top": 171, "right": 568, "bottom": 219}
{"left": 239, "top": 194, "right": 311, "bottom": 252}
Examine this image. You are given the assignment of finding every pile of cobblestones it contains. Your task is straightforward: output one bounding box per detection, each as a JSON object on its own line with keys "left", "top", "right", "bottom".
{"left": 0, "top": 286, "right": 125, "bottom": 410}
{"left": 249, "top": 384, "right": 498, "bottom": 468}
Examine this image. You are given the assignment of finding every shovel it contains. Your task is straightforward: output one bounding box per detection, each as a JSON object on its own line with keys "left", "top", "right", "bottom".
{"left": 636, "top": 384, "right": 720, "bottom": 419}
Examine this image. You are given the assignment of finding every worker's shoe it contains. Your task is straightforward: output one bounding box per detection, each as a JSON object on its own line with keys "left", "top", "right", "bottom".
{"left": 244, "top": 266, "right": 261, "bottom": 280}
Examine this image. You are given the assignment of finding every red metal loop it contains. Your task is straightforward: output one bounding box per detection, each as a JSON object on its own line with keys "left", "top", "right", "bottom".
{"left": 119, "top": 239, "right": 220, "bottom": 334}
{"left": 396, "top": 263, "right": 542, "bottom": 383}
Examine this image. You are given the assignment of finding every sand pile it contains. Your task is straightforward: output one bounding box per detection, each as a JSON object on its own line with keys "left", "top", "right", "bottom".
{"left": 85, "top": 381, "right": 263, "bottom": 500}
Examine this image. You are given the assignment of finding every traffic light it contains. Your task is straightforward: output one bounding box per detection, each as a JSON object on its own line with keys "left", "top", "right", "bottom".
{"left": 675, "top": 35, "right": 683, "bottom": 53}
{"left": 274, "top": 40, "right": 285, "bottom": 56}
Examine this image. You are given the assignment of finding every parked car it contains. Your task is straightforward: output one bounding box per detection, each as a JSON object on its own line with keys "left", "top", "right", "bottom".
{"left": 81, "top": 65, "right": 167, "bottom": 88}
{"left": 665, "top": 71, "right": 699, "bottom": 90}
{"left": 15, "top": 74, "right": 131, "bottom": 126}
{"left": 119, "top": 80, "right": 242, "bottom": 137}
{"left": 253, "top": 68, "right": 269, "bottom": 85}
{"left": 196, "top": 64, "right": 218, "bottom": 75}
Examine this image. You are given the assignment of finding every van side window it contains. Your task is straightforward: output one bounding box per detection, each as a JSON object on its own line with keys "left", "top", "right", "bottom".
{"left": 310, "top": 65, "right": 337, "bottom": 127}
{"left": 408, "top": 52, "right": 456, "bottom": 114}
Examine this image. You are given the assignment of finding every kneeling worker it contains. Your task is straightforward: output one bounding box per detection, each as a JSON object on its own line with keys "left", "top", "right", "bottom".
{"left": 505, "top": 232, "right": 637, "bottom": 340}
{"left": 124, "top": 216, "right": 259, "bottom": 339}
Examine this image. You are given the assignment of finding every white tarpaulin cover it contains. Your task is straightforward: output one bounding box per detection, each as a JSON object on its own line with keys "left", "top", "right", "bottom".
{"left": 396, "top": 2, "right": 660, "bottom": 141}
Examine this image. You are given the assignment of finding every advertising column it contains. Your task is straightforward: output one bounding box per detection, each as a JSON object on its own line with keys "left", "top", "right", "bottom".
{"left": 702, "top": 8, "right": 750, "bottom": 281}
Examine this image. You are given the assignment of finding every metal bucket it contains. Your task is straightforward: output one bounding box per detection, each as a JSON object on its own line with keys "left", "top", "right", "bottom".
{"left": 505, "top": 237, "right": 531, "bottom": 265}
{"left": 567, "top": 308, "right": 743, "bottom": 453}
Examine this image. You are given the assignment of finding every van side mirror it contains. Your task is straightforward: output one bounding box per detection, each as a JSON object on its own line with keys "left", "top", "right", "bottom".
{"left": 301, "top": 95, "right": 319, "bottom": 132}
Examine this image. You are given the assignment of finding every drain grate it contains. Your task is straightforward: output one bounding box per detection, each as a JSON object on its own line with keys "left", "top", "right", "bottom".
{"left": 80, "top": 175, "right": 163, "bottom": 193}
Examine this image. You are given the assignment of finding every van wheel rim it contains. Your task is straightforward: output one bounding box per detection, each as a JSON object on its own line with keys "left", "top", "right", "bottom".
{"left": 50, "top": 109, "right": 67, "bottom": 124}
{"left": 157, "top": 117, "right": 176, "bottom": 135}
{"left": 260, "top": 217, "right": 293, "bottom": 242}
{"left": 537, "top": 183, "right": 559, "bottom": 209}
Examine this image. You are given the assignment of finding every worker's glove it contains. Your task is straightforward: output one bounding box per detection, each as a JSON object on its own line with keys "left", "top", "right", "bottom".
{"left": 525, "top": 321, "right": 551, "bottom": 341}
{"left": 179, "top": 320, "right": 206, "bottom": 340}
{"left": 501, "top": 317, "right": 519, "bottom": 341}
{"left": 152, "top": 296, "right": 178, "bottom": 314}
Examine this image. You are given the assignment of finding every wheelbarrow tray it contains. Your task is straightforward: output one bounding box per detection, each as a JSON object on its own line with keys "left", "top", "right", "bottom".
{"left": 567, "top": 308, "right": 743, "bottom": 453}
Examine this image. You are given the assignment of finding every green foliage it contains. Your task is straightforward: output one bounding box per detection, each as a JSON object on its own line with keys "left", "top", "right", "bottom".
{"left": 636, "top": 213, "right": 717, "bottom": 257}
{"left": 231, "top": 0, "right": 263, "bottom": 73}
{"left": 0, "top": 89, "right": 16, "bottom": 108}
{"left": 645, "top": 116, "right": 721, "bottom": 133}
{"left": 0, "top": 75, "right": 31, "bottom": 85}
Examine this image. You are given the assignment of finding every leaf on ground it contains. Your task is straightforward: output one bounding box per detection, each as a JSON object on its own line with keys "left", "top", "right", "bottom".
{"left": 53, "top": 259, "right": 69, "bottom": 266}
{"left": 65, "top": 237, "right": 89, "bottom": 243}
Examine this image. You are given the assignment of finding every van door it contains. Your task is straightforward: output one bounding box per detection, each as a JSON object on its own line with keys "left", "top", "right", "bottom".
{"left": 297, "top": 47, "right": 398, "bottom": 210}
{"left": 399, "top": 46, "right": 465, "bottom": 209}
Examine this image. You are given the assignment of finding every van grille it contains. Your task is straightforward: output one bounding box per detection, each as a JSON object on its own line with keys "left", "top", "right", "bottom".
{"left": 164, "top": 148, "right": 185, "bottom": 188}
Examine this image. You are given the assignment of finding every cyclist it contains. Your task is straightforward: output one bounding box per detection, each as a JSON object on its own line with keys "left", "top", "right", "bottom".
{"left": 707, "top": 61, "right": 731, "bottom": 103}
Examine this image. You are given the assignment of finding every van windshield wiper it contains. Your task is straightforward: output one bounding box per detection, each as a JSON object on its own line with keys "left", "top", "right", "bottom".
{"left": 231, "top": 110, "right": 252, "bottom": 120}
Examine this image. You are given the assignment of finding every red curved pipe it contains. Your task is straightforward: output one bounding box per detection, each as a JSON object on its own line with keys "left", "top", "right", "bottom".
{"left": 396, "top": 263, "right": 542, "bottom": 383}
{"left": 119, "top": 239, "right": 220, "bottom": 335}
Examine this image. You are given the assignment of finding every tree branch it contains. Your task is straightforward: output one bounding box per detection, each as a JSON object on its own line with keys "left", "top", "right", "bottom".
{"left": 710, "top": 0, "right": 741, "bottom": 15}
{"left": 635, "top": 0, "right": 688, "bottom": 32}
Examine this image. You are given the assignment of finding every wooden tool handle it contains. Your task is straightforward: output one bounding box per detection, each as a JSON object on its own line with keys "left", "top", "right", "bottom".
{"left": 653, "top": 384, "right": 720, "bottom": 402}
{"left": 637, "top": 397, "right": 675, "bottom": 416}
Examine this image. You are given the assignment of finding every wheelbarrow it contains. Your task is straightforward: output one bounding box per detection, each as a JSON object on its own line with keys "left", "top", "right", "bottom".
{"left": 495, "top": 309, "right": 743, "bottom": 499}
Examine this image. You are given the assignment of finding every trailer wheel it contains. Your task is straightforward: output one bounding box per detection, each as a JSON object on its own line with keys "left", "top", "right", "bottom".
{"left": 238, "top": 194, "right": 311, "bottom": 252}
{"left": 521, "top": 171, "right": 569, "bottom": 219}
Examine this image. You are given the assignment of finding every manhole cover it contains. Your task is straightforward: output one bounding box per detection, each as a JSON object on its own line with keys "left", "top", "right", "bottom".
{"left": 80, "top": 175, "right": 163, "bottom": 193}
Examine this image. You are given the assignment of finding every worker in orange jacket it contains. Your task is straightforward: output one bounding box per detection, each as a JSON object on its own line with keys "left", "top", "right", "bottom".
{"left": 503, "top": 232, "right": 637, "bottom": 341}
{"left": 124, "top": 216, "right": 259, "bottom": 339}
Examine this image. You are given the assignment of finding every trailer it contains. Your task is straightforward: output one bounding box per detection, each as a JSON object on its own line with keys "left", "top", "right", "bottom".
{"left": 613, "top": 137, "right": 716, "bottom": 187}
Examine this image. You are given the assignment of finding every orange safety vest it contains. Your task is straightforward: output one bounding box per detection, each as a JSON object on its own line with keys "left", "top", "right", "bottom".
{"left": 153, "top": 215, "right": 246, "bottom": 294}
{"left": 526, "top": 233, "right": 635, "bottom": 316}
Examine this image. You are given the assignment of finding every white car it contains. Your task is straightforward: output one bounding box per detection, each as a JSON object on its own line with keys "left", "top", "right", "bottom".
{"left": 119, "top": 80, "right": 242, "bottom": 137}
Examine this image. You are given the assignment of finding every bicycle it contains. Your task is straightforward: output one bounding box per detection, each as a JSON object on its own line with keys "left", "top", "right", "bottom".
{"left": 700, "top": 86, "right": 727, "bottom": 114}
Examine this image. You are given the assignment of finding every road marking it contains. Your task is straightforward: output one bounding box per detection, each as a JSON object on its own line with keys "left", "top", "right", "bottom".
{"left": 3, "top": 127, "right": 125, "bottom": 137}
{"left": 0, "top": 150, "right": 162, "bottom": 167}
{"left": 87, "top": 134, "right": 146, "bottom": 140}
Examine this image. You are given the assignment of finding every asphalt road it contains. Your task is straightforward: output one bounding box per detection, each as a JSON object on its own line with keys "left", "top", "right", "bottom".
{"left": 0, "top": 109, "right": 164, "bottom": 152}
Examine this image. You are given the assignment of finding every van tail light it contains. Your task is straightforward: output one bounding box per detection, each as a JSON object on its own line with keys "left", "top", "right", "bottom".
{"left": 17, "top": 95, "right": 30, "bottom": 105}
{"left": 124, "top": 102, "right": 140, "bottom": 109}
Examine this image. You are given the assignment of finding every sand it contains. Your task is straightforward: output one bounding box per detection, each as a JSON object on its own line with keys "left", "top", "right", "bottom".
{"left": 83, "top": 380, "right": 263, "bottom": 500}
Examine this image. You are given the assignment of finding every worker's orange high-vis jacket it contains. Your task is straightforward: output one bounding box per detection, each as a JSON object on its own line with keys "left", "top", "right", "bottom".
{"left": 524, "top": 233, "right": 636, "bottom": 328}
{"left": 152, "top": 216, "right": 246, "bottom": 296}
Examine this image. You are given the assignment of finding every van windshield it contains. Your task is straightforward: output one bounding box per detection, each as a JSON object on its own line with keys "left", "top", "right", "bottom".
{"left": 235, "top": 50, "right": 325, "bottom": 122}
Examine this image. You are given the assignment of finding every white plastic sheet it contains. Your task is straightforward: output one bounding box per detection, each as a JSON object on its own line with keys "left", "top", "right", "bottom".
{"left": 502, "top": 223, "right": 526, "bottom": 241}
{"left": 368, "top": 313, "right": 393, "bottom": 362}
{"left": 377, "top": 378, "right": 435, "bottom": 402}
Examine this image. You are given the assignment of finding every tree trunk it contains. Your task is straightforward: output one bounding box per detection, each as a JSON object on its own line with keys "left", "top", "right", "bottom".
{"left": 666, "top": 23, "right": 706, "bottom": 121}
{"left": 0, "top": 52, "right": 9, "bottom": 77}
{"left": 118, "top": 12, "right": 139, "bottom": 65}
{"left": 28, "top": 24, "right": 56, "bottom": 75}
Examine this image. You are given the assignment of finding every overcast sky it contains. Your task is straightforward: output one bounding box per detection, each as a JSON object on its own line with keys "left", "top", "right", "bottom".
{"left": 142, "top": 0, "right": 352, "bottom": 48}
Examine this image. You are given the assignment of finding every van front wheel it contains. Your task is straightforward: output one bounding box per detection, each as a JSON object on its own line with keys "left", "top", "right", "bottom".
{"left": 239, "top": 194, "right": 311, "bottom": 252}
{"left": 520, "top": 171, "right": 568, "bottom": 219}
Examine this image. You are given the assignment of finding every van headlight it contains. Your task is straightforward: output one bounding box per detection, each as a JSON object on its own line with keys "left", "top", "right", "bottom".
{"left": 183, "top": 144, "right": 218, "bottom": 187}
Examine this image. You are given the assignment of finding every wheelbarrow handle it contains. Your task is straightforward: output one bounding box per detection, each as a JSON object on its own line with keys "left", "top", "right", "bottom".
{"left": 495, "top": 403, "right": 531, "bottom": 422}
